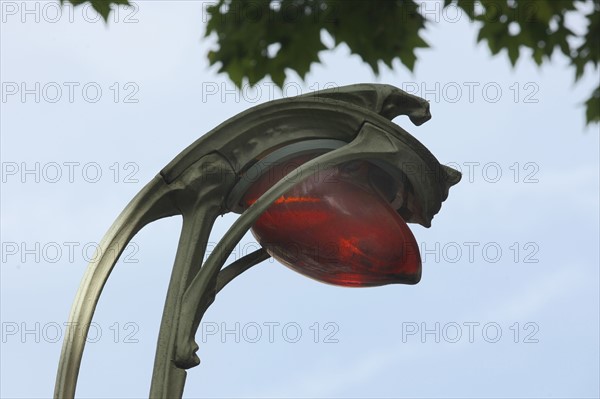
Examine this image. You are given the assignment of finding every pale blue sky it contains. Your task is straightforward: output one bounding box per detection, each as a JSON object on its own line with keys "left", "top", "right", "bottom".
{"left": 1, "top": 1, "right": 599, "bottom": 398}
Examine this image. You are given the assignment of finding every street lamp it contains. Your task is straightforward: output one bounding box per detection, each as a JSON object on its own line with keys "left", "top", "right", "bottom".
{"left": 54, "top": 84, "right": 461, "bottom": 398}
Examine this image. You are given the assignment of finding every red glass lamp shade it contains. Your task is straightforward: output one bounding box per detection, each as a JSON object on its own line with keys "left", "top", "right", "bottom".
{"left": 241, "top": 153, "right": 421, "bottom": 287}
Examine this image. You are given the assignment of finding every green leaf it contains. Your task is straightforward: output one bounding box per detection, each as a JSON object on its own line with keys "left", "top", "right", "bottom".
{"left": 452, "top": 0, "right": 477, "bottom": 20}
{"left": 585, "top": 86, "right": 600, "bottom": 125}
{"left": 507, "top": 42, "right": 520, "bottom": 66}
{"left": 66, "top": 0, "right": 129, "bottom": 22}
{"left": 532, "top": 48, "right": 544, "bottom": 65}
{"left": 225, "top": 59, "right": 245, "bottom": 88}
{"left": 270, "top": 68, "right": 286, "bottom": 88}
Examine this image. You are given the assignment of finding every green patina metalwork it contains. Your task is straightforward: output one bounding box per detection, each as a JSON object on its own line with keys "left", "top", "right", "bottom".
{"left": 54, "top": 84, "right": 460, "bottom": 398}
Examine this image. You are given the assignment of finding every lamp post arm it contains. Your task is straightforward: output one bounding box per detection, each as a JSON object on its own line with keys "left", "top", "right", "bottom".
{"left": 54, "top": 176, "right": 179, "bottom": 399}
{"left": 149, "top": 153, "right": 237, "bottom": 398}
{"left": 216, "top": 249, "right": 271, "bottom": 293}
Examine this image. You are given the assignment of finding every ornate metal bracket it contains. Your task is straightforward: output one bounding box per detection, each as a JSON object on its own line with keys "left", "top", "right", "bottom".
{"left": 54, "top": 84, "right": 460, "bottom": 398}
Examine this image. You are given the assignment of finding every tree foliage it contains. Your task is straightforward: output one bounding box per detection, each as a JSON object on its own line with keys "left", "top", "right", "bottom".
{"left": 60, "top": 0, "right": 129, "bottom": 20}
{"left": 65, "top": 0, "right": 600, "bottom": 125}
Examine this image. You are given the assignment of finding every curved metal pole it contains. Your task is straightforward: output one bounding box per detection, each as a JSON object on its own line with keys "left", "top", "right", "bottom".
{"left": 148, "top": 153, "right": 237, "bottom": 398}
{"left": 150, "top": 243, "right": 269, "bottom": 398}
{"left": 54, "top": 176, "right": 179, "bottom": 398}
{"left": 55, "top": 153, "right": 237, "bottom": 399}
{"left": 216, "top": 249, "right": 270, "bottom": 293}
{"left": 148, "top": 203, "right": 220, "bottom": 399}
{"left": 148, "top": 197, "right": 269, "bottom": 398}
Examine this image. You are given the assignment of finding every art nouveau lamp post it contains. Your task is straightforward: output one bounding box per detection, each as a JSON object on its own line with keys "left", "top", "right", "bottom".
{"left": 54, "top": 84, "right": 461, "bottom": 398}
